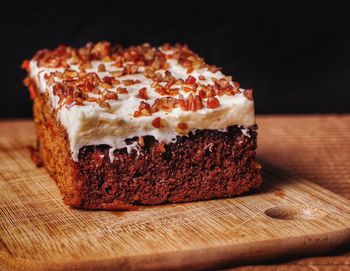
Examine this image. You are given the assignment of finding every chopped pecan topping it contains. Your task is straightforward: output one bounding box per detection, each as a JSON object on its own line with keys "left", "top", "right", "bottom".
{"left": 63, "top": 70, "right": 78, "bottom": 78}
{"left": 122, "top": 79, "right": 141, "bottom": 86}
{"left": 156, "top": 142, "right": 166, "bottom": 153}
{"left": 24, "top": 42, "right": 253, "bottom": 118}
{"left": 98, "top": 100, "right": 111, "bottom": 109}
{"left": 102, "top": 76, "right": 113, "bottom": 84}
{"left": 152, "top": 117, "right": 161, "bottom": 128}
{"left": 116, "top": 87, "right": 128, "bottom": 94}
{"left": 134, "top": 101, "right": 152, "bottom": 117}
{"left": 21, "top": 59, "right": 30, "bottom": 72}
{"left": 207, "top": 97, "right": 220, "bottom": 109}
{"left": 153, "top": 97, "right": 177, "bottom": 112}
{"left": 136, "top": 87, "right": 149, "bottom": 100}
{"left": 176, "top": 122, "right": 189, "bottom": 134}
{"left": 97, "top": 63, "right": 106, "bottom": 72}
{"left": 243, "top": 89, "right": 254, "bottom": 100}
{"left": 138, "top": 136, "right": 145, "bottom": 147}
{"left": 185, "top": 75, "right": 196, "bottom": 85}
{"left": 123, "top": 64, "right": 138, "bottom": 75}
{"left": 102, "top": 90, "right": 118, "bottom": 100}
{"left": 175, "top": 78, "right": 184, "bottom": 85}
{"left": 23, "top": 76, "right": 37, "bottom": 99}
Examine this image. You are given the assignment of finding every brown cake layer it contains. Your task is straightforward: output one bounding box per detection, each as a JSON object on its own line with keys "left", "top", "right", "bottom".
{"left": 32, "top": 91, "right": 262, "bottom": 210}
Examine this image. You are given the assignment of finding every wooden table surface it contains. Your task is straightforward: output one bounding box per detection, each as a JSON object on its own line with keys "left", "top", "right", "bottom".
{"left": 1, "top": 114, "right": 349, "bottom": 270}
{"left": 231, "top": 114, "right": 350, "bottom": 271}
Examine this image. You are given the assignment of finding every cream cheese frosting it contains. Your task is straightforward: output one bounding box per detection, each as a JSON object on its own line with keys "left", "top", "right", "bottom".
{"left": 29, "top": 47, "right": 255, "bottom": 161}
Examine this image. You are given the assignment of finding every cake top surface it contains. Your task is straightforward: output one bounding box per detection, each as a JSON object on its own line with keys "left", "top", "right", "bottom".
{"left": 24, "top": 42, "right": 255, "bottom": 161}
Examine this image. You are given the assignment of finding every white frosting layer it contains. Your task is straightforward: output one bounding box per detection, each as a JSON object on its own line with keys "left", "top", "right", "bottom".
{"left": 29, "top": 52, "right": 255, "bottom": 161}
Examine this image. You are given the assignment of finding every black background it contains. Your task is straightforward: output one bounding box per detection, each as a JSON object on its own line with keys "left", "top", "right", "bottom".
{"left": 1, "top": 0, "right": 349, "bottom": 118}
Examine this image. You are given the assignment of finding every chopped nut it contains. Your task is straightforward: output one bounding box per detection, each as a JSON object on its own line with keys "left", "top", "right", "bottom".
{"left": 162, "top": 43, "right": 172, "bottom": 51}
{"left": 152, "top": 117, "right": 161, "bottom": 128}
{"left": 181, "top": 86, "right": 192, "bottom": 92}
{"left": 168, "top": 88, "right": 179, "bottom": 96}
{"left": 112, "top": 79, "right": 121, "bottom": 85}
{"left": 181, "top": 59, "right": 192, "bottom": 68}
{"left": 207, "top": 65, "right": 221, "bottom": 73}
{"left": 138, "top": 136, "right": 145, "bottom": 147}
{"left": 214, "top": 78, "right": 229, "bottom": 89}
{"left": 154, "top": 85, "right": 168, "bottom": 96}
{"left": 53, "top": 83, "right": 64, "bottom": 96}
{"left": 194, "top": 95, "right": 203, "bottom": 110}
{"left": 23, "top": 76, "right": 32, "bottom": 88}
{"left": 156, "top": 142, "right": 166, "bottom": 153}
{"left": 207, "top": 97, "right": 220, "bottom": 109}
{"left": 176, "top": 122, "right": 189, "bottom": 134}
{"left": 198, "top": 89, "right": 206, "bottom": 99}
{"left": 63, "top": 70, "right": 78, "bottom": 78}
{"left": 21, "top": 59, "right": 30, "bottom": 72}
{"left": 116, "top": 87, "right": 128, "bottom": 94}
{"left": 53, "top": 71, "right": 63, "bottom": 78}
{"left": 122, "top": 79, "right": 140, "bottom": 86}
{"left": 133, "top": 111, "right": 142, "bottom": 117}
{"left": 99, "top": 100, "right": 110, "bottom": 109}
{"left": 139, "top": 101, "right": 151, "bottom": 110}
{"left": 175, "top": 78, "right": 184, "bottom": 85}
{"left": 243, "top": 89, "right": 254, "bottom": 100}
{"left": 160, "top": 118, "right": 168, "bottom": 127}
{"left": 102, "top": 56, "right": 112, "bottom": 62}
{"left": 179, "top": 95, "right": 188, "bottom": 111}
{"left": 28, "top": 85, "right": 37, "bottom": 99}
{"left": 91, "top": 42, "right": 111, "bottom": 59}
{"left": 185, "top": 75, "right": 196, "bottom": 85}
{"left": 100, "top": 82, "right": 112, "bottom": 89}
{"left": 136, "top": 101, "right": 152, "bottom": 116}
{"left": 136, "top": 87, "right": 149, "bottom": 100}
{"left": 98, "top": 63, "right": 106, "bottom": 72}
{"left": 110, "top": 70, "right": 123, "bottom": 77}
{"left": 177, "top": 122, "right": 188, "bottom": 130}
{"left": 123, "top": 64, "right": 138, "bottom": 75}
{"left": 140, "top": 108, "right": 151, "bottom": 116}
{"left": 164, "top": 78, "right": 175, "bottom": 90}
{"left": 155, "top": 97, "right": 176, "bottom": 112}
{"left": 186, "top": 66, "right": 194, "bottom": 74}
{"left": 86, "top": 97, "right": 97, "bottom": 102}
{"left": 28, "top": 42, "right": 234, "bottom": 115}
{"left": 188, "top": 93, "right": 196, "bottom": 111}
{"left": 151, "top": 81, "right": 158, "bottom": 88}
{"left": 102, "top": 76, "right": 113, "bottom": 84}
{"left": 102, "top": 90, "right": 118, "bottom": 100}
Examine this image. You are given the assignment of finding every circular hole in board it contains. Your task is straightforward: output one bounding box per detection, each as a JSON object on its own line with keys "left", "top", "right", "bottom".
{"left": 264, "top": 205, "right": 327, "bottom": 220}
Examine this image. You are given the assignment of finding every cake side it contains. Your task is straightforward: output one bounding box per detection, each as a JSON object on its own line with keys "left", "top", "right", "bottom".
{"left": 32, "top": 91, "right": 82, "bottom": 207}
{"left": 78, "top": 127, "right": 261, "bottom": 209}
{"left": 32, "top": 83, "right": 261, "bottom": 210}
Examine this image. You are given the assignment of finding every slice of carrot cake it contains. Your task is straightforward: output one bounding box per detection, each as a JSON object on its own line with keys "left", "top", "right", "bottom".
{"left": 22, "top": 42, "right": 262, "bottom": 210}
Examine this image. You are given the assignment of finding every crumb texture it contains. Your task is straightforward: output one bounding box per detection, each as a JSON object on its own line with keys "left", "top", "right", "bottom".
{"left": 33, "top": 91, "right": 261, "bottom": 210}
{"left": 78, "top": 126, "right": 261, "bottom": 209}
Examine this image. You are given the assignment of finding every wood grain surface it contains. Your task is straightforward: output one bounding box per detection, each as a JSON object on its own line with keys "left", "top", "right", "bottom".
{"left": 0, "top": 115, "right": 350, "bottom": 271}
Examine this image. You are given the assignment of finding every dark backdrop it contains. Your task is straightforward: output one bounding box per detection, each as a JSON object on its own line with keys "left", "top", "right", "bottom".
{"left": 1, "top": 0, "right": 349, "bottom": 118}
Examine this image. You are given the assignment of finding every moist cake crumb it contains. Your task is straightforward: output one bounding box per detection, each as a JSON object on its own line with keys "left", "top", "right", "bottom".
{"left": 23, "top": 42, "right": 262, "bottom": 210}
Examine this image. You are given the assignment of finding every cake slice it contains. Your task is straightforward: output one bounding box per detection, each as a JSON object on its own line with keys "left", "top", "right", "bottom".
{"left": 22, "top": 42, "right": 262, "bottom": 210}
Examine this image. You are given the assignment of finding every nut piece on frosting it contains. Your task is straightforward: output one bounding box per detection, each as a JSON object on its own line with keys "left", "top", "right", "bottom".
{"left": 24, "top": 42, "right": 256, "bottom": 161}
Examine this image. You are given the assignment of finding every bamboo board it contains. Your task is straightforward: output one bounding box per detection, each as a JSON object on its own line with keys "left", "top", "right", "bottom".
{"left": 1, "top": 121, "right": 350, "bottom": 271}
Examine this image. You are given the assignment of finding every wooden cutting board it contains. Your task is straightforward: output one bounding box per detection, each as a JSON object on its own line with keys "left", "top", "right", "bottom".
{"left": 1, "top": 122, "right": 350, "bottom": 271}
